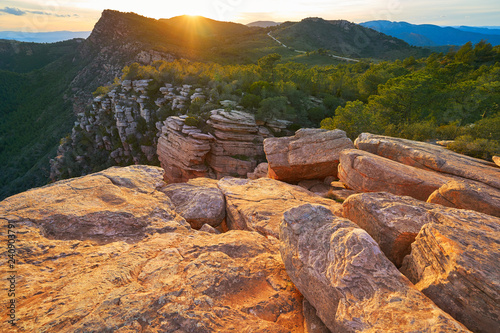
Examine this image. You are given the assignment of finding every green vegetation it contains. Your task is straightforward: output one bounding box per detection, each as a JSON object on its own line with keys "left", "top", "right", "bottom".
{"left": 320, "top": 42, "right": 500, "bottom": 159}
{"left": 0, "top": 40, "right": 82, "bottom": 199}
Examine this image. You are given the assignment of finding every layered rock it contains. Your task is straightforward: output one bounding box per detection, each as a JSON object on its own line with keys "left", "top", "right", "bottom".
{"left": 157, "top": 110, "right": 281, "bottom": 183}
{"left": 264, "top": 128, "right": 354, "bottom": 182}
{"left": 355, "top": 133, "right": 500, "bottom": 190}
{"left": 280, "top": 204, "right": 470, "bottom": 332}
{"left": 401, "top": 208, "right": 500, "bottom": 333}
{"left": 157, "top": 116, "right": 213, "bottom": 183}
{"left": 218, "top": 177, "right": 342, "bottom": 238}
{"left": 160, "top": 182, "right": 226, "bottom": 229}
{"left": 342, "top": 192, "right": 437, "bottom": 267}
{"left": 0, "top": 167, "right": 305, "bottom": 332}
{"left": 428, "top": 180, "right": 500, "bottom": 217}
{"left": 339, "top": 149, "right": 453, "bottom": 201}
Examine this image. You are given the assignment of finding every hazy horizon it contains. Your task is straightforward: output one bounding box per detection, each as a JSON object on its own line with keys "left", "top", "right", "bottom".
{"left": 0, "top": 0, "right": 499, "bottom": 33}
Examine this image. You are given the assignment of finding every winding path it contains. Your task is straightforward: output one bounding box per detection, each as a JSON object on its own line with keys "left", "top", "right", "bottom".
{"left": 267, "top": 32, "right": 359, "bottom": 62}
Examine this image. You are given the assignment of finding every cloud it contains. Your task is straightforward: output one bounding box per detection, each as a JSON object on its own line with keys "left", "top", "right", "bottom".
{"left": 0, "top": 6, "right": 76, "bottom": 18}
{"left": 0, "top": 7, "right": 26, "bottom": 16}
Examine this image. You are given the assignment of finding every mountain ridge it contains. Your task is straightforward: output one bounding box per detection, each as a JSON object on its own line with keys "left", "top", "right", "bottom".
{"left": 361, "top": 20, "right": 500, "bottom": 46}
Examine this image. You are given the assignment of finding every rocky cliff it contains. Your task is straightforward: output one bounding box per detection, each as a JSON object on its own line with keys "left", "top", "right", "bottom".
{"left": 3, "top": 130, "right": 499, "bottom": 332}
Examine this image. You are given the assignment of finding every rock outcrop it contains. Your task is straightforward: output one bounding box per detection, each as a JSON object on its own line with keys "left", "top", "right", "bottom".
{"left": 157, "top": 110, "right": 288, "bottom": 183}
{"left": 264, "top": 128, "right": 354, "bottom": 182}
{"left": 247, "top": 162, "right": 269, "bottom": 179}
{"left": 427, "top": 180, "right": 500, "bottom": 217}
{"left": 279, "top": 204, "right": 470, "bottom": 332}
{"left": 338, "top": 149, "right": 453, "bottom": 201}
{"left": 160, "top": 182, "right": 226, "bottom": 229}
{"left": 218, "top": 177, "right": 342, "bottom": 238}
{"left": 0, "top": 166, "right": 305, "bottom": 332}
{"left": 1, "top": 165, "right": 181, "bottom": 244}
{"left": 355, "top": 133, "right": 500, "bottom": 190}
{"left": 342, "top": 192, "right": 437, "bottom": 267}
{"left": 401, "top": 208, "right": 500, "bottom": 333}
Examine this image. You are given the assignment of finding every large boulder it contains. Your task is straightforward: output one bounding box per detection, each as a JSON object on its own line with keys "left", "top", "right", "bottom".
{"left": 427, "top": 180, "right": 500, "bottom": 217}
{"left": 493, "top": 156, "right": 500, "bottom": 167}
{"left": 279, "top": 204, "right": 470, "bottom": 332}
{"left": 160, "top": 181, "right": 226, "bottom": 229}
{"left": 0, "top": 165, "right": 182, "bottom": 243}
{"left": 0, "top": 167, "right": 305, "bottom": 332}
{"left": 264, "top": 128, "right": 354, "bottom": 182}
{"left": 401, "top": 208, "right": 500, "bottom": 333}
{"left": 218, "top": 177, "right": 342, "bottom": 238}
{"left": 339, "top": 149, "right": 453, "bottom": 201}
{"left": 342, "top": 192, "right": 437, "bottom": 267}
{"left": 355, "top": 133, "right": 500, "bottom": 190}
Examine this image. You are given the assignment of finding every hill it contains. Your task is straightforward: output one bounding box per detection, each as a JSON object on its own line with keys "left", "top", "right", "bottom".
{"left": 247, "top": 21, "right": 281, "bottom": 28}
{"left": 360, "top": 20, "right": 500, "bottom": 46}
{"left": 271, "top": 18, "right": 429, "bottom": 60}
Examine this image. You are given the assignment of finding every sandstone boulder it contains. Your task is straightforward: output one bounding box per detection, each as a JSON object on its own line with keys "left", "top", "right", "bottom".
{"left": 160, "top": 182, "right": 226, "bottom": 229}
{"left": 493, "top": 155, "right": 500, "bottom": 167}
{"left": 302, "top": 299, "right": 330, "bottom": 333}
{"left": 280, "top": 204, "right": 470, "bottom": 332}
{"left": 0, "top": 165, "right": 184, "bottom": 244}
{"left": 355, "top": 133, "right": 500, "bottom": 189}
{"left": 0, "top": 168, "right": 305, "bottom": 332}
{"left": 342, "top": 192, "right": 437, "bottom": 267}
{"left": 401, "top": 208, "right": 500, "bottom": 333}
{"left": 428, "top": 180, "right": 500, "bottom": 217}
{"left": 264, "top": 128, "right": 354, "bottom": 182}
{"left": 339, "top": 149, "right": 453, "bottom": 201}
{"left": 218, "top": 177, "right": 342, "bottom": 238}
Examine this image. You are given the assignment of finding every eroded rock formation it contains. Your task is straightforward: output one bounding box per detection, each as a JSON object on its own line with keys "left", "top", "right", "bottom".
{"left": 279, "top": 204, "right": 470, "bottom": 332}
{"left": 401, "top": 208, "right": 500, "bottom": 333}
{"left": 218, "top": 177, "right": 342, "bottom": 238}
{"left": 157, "top": 110, "right": 287, "bottom": 183}
{"left": 338, "top": 148, "right": 453, "bottom": 201}
{"left": 264, "top": 128, "right": 354, "bottom": 182}
{"left": 0, "top": 166, "right": 305, "bottom": 332}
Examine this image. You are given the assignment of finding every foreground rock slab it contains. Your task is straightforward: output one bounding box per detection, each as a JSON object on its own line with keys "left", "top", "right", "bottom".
{"left": 339, "top": 149, "right": 452, "bottom": 201}
{"left": 355, "top": 133, "right": 500, "bottom": 190}
{"left": 427, "top": 180, "right": 500, "bottom": 217}
{"left": 0, "top": 167, "right": 305, "bottom": 332}
{"left": 160, "top": 182, "right": 226, "bottom": 229}
{"left": 401, "top": 208, "right": 500, "bottom": 333}
{"left": 0, "top": 165, "right": 179, "bottom": 244}
{"left": 264, "top": 128, "right": 354, "bottom": 182}
{"left": 280, "top": 204, "right": 470, "bottom": 332}
{"left": 218, "top": 177, "right": 342, "bottom": 238}
{"left": 343, "top": 192, "right": 437, "bottom": 267}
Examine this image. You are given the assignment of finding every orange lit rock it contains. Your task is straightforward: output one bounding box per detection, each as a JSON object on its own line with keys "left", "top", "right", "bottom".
{"left": 339, "top": 149, "right": 453, "bottom": 201}
{"left": 401, "top": 208, "right": 500, "bottom": 333}
{"left": 280, "top": 204, "right": 470, "bottom": 332}
{"left": 218, "top": 177, "right": 342, "bottom": 238}
{"left": 264, "top": 128, "right": 354, "bottom": 182}
{"left": 427, "top": 180, "right": 500, "bottom": 217}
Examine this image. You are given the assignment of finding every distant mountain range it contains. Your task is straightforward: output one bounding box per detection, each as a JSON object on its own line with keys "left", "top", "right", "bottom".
{"left": 0, "top": 31, "right": 91, "bottom": 43}
{"left": 360, "top": 20, "right": 500, "bottom": 46}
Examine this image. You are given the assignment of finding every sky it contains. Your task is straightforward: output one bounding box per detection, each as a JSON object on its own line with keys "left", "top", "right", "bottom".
{"left": 0, "top": 0, "right": 499, "bottom": 32}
